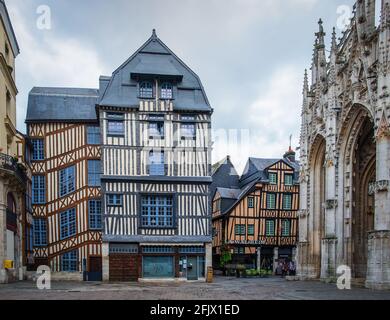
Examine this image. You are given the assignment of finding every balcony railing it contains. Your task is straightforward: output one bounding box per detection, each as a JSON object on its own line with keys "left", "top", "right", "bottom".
{"left": 0, "top": 153, "right": 27, "bottom": 186}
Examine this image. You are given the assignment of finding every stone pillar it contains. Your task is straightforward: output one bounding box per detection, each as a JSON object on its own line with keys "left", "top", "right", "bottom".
{"left": 102, "top": 242, "right": 110, "bottom": 282}
{"left": 273, "top": 247, "right": 279, "bottom": 274}
{"left": 205, "top": 242, "right": 212, "bottom": 278}
{"left": 0, "top": 181, "right": 7, "bottom": 283}
{"left": 256, "top": 247, "right": 261, "bottom": 272}
{"left": 366, "top": 133, "right": 390, "bottom": 289}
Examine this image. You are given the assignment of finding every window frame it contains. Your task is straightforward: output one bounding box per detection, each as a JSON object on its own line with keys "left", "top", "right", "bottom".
{"left": 281, "top": 219, "right": 291, "bottom": 237}
{"left": 32, "top": 139, "right": 44, "bottom": 161}
{"left": 140, "top": 195, "right": 175, "bottom": 229}
{"left": 247, "top": 224, "right": 255, "bottom": 236}
{"left": 266, "top": 193, "right": 277, "bottom": 210}
{"left": 32, "top": 175, "right": 45, "bottom": 204}
{"left": 88, "top": 200, "right": 102, "bottom": 230}
{"left": 59, "top": 165, "right": 76, "bottom": 198}
{"left": 107, "top": 113, "right": 125, "bottom": 137}
{"left": 139, "top": 81, "right": 154, "bottom": 99}
{"left": 235, "top": 224, "right": 246, "bottom": 236}
{"left": 33, "top": 218, "right": 47, "bottom": 247}
{"left": 148, "top": 115, "right": 165, "bottom": 138}
{"left": 88, "top": 160, "right": 101, "bottom": 187}
{"left": 283, "top": 194, "right": 293, "bottom": 210}
{"left": 61, "top": 250, "right": 78, "bottom": 272}
{"left": 106, "top": 194, "right": 123, "bottom": 207}
{"left": 86, "top": 126, "right": 100, "bottom": 145}
{"left": 269, "top": 172, "right": 278, "bottom": 185}
{"left": 160, "top": 82, "right": 173, "bottom": 100}
{"left": 148, "top": 151, "right": 166, "bottom": 176}
{"left": 265, "top": 219, "right": 275, "bottom": 237}
{"left": 284, "top": 173, "right": 294, "bottom": 186}
{"left": 248, "top": 196, "right": 255, "bottom": 208}
{"left": 60, "top": 208, "right": 77, "bottom": 240}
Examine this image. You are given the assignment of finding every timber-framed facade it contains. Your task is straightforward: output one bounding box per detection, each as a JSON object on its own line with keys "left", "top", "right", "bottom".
{"left": 212, "top": 152, "right": 299, "bottom": 273}
{"left": 26, "top": 89, "right": 103, "bottom": 281}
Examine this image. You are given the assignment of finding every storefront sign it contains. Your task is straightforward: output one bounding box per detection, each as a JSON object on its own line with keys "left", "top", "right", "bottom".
{"left": 227, "top": 240, "right": 265, "bottom": 246}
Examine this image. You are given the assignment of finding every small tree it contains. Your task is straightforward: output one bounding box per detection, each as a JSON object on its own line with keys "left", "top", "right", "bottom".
{"left": 219, "top": 243, "right": 232, "bottom": 275}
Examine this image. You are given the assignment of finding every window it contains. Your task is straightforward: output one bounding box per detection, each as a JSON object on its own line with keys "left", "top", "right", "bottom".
{"left": 87, "top": 126, "right": 100, "bottom": 145}
{"left": 247, "top": 224, "right": 255, "bottom": 236}
{"left": 160, "top": 82, "right": 173, "bottom": 99}
{"left": 266, "top": 193, "right": 276, "bottom": 210}
{"left": 269, "top": 172, "right": 277, "bottom": 185}
{"left": 235, "top": 224, "right": 246, "bottom": 236}
{"left": 33, "top": 219, "right": 47, "bottom": 246}
{"left": 248, "top": 196, "right": 254, "bottom": 208}
{"left": 32, "top": 139, "right": 44, "bottom": 161}
{"left": 107, "top": 194, "right": 123, "bottom": 206}
{"left": 59, "top": 165, "right": 75, "bottom": 197}
{"left": 284, "top": 174, "right": 293, "bottom": 186}
{"left": 181, "top": 123, "right": 196, "bottom": 139}
{"left": 61, "top": 250, "right": 78, "bottom": 272}
{"left": 149, "top": 115, "right": 164, "bottom": 138}
{"left": 107, "top": 113, "right": 125, "bottom": 136}
{"left": 88, "top": 160, "right": 101, "bottom": 186}
{"left": 60, "top": 208, "right": 76, "bottom": 240}
{"left": 32, "top": 175, "right": 45, "bottom": 204}
{"left": 140, "top": 81, "right": 154, "bottom": 98}
{"left": 281, "top": 219, "right": 291, "bottom": 237}
{"left": 266, "top": 220, "right": 275, "bottom": 236}
{"left": 149, "top": 151, "right": 165, "bottom": 176}
{"left": 234, "top": 247, "right": 245, "bottom": 254}
{"left": 141, "top": 195, "right": 174, "bottom": 228}
{"left": 89, "top": 200, "right": 102, "bottom": 230}
{"left": 283, "top": 194, "right": 292, "bottom": 210}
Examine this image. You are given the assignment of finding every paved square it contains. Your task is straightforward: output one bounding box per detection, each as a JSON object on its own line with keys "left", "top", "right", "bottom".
{"left": 0, "top": 277, "right": 390, "bottom": 300}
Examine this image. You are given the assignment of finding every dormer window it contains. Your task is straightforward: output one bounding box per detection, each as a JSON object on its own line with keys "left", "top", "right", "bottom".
{"left": 160, "top": 82, "right": 173, "bottom": 99}
{"left": 140, "top": 81, "right": 154, "bottom": 98}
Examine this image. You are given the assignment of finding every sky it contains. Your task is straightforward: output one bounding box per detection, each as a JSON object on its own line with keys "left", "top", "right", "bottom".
{"left": 6, "top": 0, "right": 368, "bottom": 174}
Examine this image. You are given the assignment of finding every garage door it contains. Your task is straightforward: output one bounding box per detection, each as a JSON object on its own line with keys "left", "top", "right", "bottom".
{"left": 109, "top": 254, "right": 139, "bottom": 281}
{"left": 143, "top": 256, "right": 174, "bottom": 278}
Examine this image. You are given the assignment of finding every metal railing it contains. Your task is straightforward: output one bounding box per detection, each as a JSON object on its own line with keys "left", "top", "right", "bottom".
{"left": 0, "top": 153, "right": 28, "bottom": 185}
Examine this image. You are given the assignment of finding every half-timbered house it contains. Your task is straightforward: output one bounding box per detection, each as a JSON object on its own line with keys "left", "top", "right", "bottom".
{"left": 98, "top": 30, "right": 213, "bottom": 281}
{"left": 212, "top": 150, "right": 299, "bottom": 273}
{"left": 26, "top": 88, "right": 103, "bottom": 280}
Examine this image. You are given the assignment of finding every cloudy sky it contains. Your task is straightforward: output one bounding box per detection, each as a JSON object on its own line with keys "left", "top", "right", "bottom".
{"left": 6, "top": 0, "right": 365, "bottom": 173}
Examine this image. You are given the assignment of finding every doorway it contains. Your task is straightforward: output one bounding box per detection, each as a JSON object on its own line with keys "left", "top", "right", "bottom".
{"left": 87, "top": 256, "right": 102, "bottom": 281}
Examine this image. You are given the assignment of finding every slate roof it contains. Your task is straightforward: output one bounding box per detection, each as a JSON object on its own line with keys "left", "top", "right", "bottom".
{"left": 99, "top": 30, "right": 211, "bottom": 112}
{"left": 216, "top": 187, "right": 241, "bottom": 200}
{"left": 26, "top": 87, "right": 99, "bottom": 123}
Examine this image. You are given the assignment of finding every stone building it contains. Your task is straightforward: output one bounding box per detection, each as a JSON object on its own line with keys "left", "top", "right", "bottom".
{"left": 298, "top": 0, "right": 390, "bottom": 289}
{"left": 0, "top": 0, "right": 32, "bottom": 283}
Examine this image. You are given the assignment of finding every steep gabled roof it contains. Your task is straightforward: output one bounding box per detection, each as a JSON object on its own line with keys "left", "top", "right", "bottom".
{"left": 0, "top": 0, "right": 19, "bottom": 57}
{"left": 216, "top": 187, "right": 241, "bottom": 200}
{"left": 26, "top": 87, "right": 99, "bottom": 123}
{"left": 99, "top": 30, "right": 211, "bottom": 112}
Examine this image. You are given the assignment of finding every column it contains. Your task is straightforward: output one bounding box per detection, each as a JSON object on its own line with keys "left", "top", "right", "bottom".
{"left": 0, "top": 182, "right": 7, "bottom": 284}
{"left": 273, "top": 247, "right": 279, "bottom": 275}
{"left": 256, "top": 247, "right": 261, "bottom": 272}
{"left": 205, "top": 242, "right": 212, "bottom": 281}
{"left": 366, "top": 133, "right": 390, "bottom": 290}
{"left": 102, "top": 242, "right": 110, "bottom": 282}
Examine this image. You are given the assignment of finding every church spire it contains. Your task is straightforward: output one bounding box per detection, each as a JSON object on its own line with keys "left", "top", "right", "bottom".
{"left": 331, "top": 27, "right": 337, "bottom": 52}
{"left": 303, "top": 69, "right": 309, "bottom": 95}
{"left": 316, "top": 19, "right": 326, "bottom": 48}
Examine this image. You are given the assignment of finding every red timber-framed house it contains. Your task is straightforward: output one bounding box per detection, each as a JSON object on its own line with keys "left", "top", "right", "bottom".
{"left": 26, "top": 88, "right": 103, "bottom": 281}
{"left": 212, "top": 150, "right": 299, "bottom": 273}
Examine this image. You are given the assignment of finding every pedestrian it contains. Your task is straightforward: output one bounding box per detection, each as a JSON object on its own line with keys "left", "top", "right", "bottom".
{"left": 288, "top": 261, "right": 296, "bottom": 276}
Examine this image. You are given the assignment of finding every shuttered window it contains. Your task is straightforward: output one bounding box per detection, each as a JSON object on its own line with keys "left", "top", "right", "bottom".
{"left": 235, "top": 224, "right": 246, "bottom": 236}
{"left": 269, "top": 172, "right": 277, "bottom": 185}
{"left": 247, "top": 224, "right": 255, "bottom": 236}
{"left": 283, "top": 194, "right": 292, "bottom": 210}
{"left": 281, "top": 219, "right": 291, "bottom": 237}
{"left": 248, "top": 196, "right": 254, "bottom": 208}
{"left": 284, "top": 174, "right": 293, "bottom": 186}
{"left": 266, "top": 220, "right": 275, "bottom": 236}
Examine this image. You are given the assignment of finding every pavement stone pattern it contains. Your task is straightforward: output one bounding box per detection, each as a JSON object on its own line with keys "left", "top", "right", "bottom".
{"left": 0, "top": 277, "right": 389, "bottom": 300}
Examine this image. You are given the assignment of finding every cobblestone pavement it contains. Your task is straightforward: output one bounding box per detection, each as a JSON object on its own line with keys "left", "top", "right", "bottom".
{"left": 0, "top": 277, "right": 389, "bottom": 300}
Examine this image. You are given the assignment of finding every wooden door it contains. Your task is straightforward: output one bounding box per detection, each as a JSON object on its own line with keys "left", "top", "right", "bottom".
{"left": 87, "top": 256, "right": 102, "bottom": 281}
{"left": 109, "top": 254, "right": 139, "bottom": 281}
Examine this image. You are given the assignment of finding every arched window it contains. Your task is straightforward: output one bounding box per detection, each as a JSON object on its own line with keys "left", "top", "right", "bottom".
{"left": 139, "top": 81, "right": 154, "bottom": 98}
{"left": 160, "top": 82, "right": 173, "bottom": 99}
